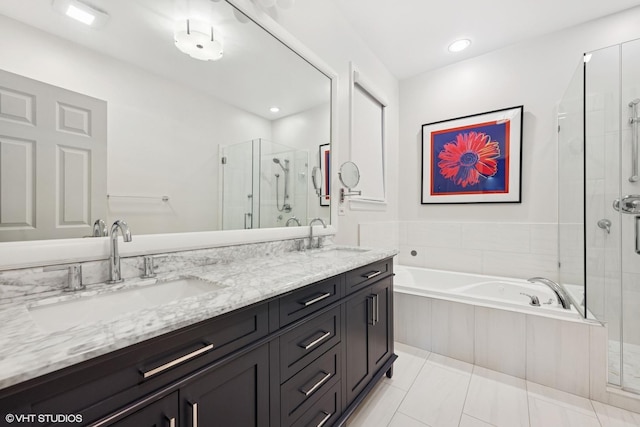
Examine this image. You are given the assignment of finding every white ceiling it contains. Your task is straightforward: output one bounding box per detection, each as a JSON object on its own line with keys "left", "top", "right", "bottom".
{"left": 332, "top": 0, "right": 640, "bottom": 79}
{"left": 0, "top": 0, "right": 330, "bottom": 120}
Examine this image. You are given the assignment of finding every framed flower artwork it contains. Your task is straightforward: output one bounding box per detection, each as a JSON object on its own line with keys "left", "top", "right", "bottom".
{"left": 421, "top": 105, "right": 523, "bottom": 204}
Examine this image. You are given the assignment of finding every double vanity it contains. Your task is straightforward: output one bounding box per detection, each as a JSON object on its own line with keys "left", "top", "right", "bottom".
{"left": 0, "top": 243, "right": 397, "bottom": 426}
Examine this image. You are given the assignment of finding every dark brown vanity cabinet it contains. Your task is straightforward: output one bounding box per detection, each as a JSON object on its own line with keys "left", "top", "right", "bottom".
{"left": 344, "top": 276, "right": 394, "bottom": 407}
{"left": 0, "top": 257, "right": 395, "bottom": 427}
{"left": 107, "top": 393, "right": 179, "bottom": 427}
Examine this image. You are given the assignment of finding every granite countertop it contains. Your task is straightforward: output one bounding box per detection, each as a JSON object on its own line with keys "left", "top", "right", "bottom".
{"left": 0, "top": 245, "right": 397, "bottom": 391}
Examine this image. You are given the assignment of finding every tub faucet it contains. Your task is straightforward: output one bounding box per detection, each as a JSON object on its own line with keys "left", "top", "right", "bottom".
{"left": 286, "top": 216, "right": 301, "bottom": 227}
{"left": 308, "top": 218, "right": 327, "bottom": 249}
{"left": 108, "top": 220, "right": 132, "bottom": 284}
{"left": 527, "top": 277, "right": 571, "bottom": 309}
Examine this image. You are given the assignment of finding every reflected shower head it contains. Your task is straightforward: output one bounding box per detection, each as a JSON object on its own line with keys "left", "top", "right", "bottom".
{"left": 273, "top": 157, "right": 289, "bottom": 172}
{"left": 629, "top": 99, "right": 640, "bottom": 107}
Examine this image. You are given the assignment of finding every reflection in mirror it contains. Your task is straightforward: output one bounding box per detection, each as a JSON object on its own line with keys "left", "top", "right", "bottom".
{"left": 0, "top": 0, "right": 331, "bottom": 242}
{"left": 311, "top": 166, "right": 322, "bottom": 197}
{"left": 339, "top": 161, "right": 361, "bottom": 189}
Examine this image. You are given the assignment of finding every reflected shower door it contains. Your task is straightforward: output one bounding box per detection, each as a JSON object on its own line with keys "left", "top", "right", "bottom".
{"left": 221, "top": 140, "right": 255, "bottom": 230}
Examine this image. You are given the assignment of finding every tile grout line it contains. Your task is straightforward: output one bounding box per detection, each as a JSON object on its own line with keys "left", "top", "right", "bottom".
{"left": 385, "top": 351, "right": 430, "bottom": 427}
{"left": 456, "top": 364, "right": 475, "bottom": 427}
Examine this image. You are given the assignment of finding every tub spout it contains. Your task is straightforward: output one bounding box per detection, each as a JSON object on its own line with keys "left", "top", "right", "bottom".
{"left": 527, "top": 277, "right": 571, "bottom": 310}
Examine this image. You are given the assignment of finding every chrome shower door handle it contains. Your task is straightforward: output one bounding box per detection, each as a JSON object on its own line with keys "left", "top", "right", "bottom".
{"left": 636, "top": 216, "right": 640, "bottom": 255}
{"left": 630, "top": 101, "right": 639, "bottom": 182}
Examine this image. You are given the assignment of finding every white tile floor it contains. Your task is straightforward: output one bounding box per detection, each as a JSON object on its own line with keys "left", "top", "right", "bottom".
{"left": 346, "top": 343, "right": 640, "bottom": 427}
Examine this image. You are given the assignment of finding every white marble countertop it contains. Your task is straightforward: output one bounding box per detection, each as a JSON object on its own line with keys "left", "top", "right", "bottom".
{"left": 0, "top": 245, "right": 397, "bottom": 391}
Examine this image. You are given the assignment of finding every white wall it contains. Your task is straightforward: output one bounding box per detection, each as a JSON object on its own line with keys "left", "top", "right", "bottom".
{"left": 389, "top": 6, "right": 640, "bottom": 276}
{"left": 0, "top": 15, "right": 272, "bottom": 236}
{"left": 273, "top": 0, "right": 400, "bottom": 245}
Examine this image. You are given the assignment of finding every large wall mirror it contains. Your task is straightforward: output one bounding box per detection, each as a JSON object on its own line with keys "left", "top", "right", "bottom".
{"left": 0, "top": 0, "right": 332, "bottom": 244}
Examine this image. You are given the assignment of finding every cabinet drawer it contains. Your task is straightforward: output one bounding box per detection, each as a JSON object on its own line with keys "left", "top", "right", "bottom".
{"left": 345, "top": 258, "right": 393, "bottom": 294}
{"left": 279, "top": 307, "right": 341, "bottom": 382}
{"left": 281, "top": 345, "right": 341, "bottom": 426}
{"left": 8, "top": 302, "right": 268, "bottom": 426}
{"left": 279, "top": 275, "right": 343, "bottom": 327}
{"left": 290, "top": 382, "right": 341, "bottom": 427}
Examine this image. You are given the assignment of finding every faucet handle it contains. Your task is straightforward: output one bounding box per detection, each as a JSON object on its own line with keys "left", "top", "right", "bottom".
{"left": 141, "top": 255, "right": 166, "bottom": 278}
{"left": 44, "top": 263, "right": 84, "bottom": 292}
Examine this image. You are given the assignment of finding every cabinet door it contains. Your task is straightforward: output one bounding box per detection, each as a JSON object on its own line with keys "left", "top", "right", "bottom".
{"left": 180, "top": 344, "right": 269, "bottom": 427}
{"left": 344, "top": 288, "right": 372, "bottom": 405}
{"left": 107, "top": 392, "right": 179, "bottom": 427}
{"left": 344, "top": 276, "right": 394, "bottom": 406}
{"left": 369, "top": 277, "right": 393, "bottom": 375}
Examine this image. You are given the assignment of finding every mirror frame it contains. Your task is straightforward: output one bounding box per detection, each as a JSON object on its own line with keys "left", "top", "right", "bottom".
{"left": 0, "top": 0, "right": 338, "bottom": 270}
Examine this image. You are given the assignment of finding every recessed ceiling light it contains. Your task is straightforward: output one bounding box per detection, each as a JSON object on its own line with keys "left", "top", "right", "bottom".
{"left": 270, "top": 107, "right": 280, "bottom": 113}
{"left": 448, "top": 39, "right": 471, "bottom": 53}
{"left": 52, "top": 0, "right": 109, "bottom": 27}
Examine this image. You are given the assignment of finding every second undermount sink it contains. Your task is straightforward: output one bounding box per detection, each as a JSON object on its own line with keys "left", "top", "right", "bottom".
{"left": 28, "top": 277, "right": 224, "bottom": 333}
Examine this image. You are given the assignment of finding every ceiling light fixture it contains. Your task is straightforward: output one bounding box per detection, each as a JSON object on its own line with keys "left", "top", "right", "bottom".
{"left": 174, "top": 19, "right": 223, "bottom": 61}
{"left": 448, "top": 39, "right": 471, "bottom": 53}
{"left": 52, "top": 0, "right": 109, "bottom": 27}
{"left": 270, "top": 107, "right": 280, "bottom": 113}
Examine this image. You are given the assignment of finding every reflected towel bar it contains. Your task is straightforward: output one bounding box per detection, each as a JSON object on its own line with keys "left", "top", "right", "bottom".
{"left": 107, "top": 194, "right": 170, "bottom": 202}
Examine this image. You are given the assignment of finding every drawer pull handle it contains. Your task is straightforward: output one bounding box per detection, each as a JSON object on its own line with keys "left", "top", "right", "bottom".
{"left": 142, "top": 344, "right": 214, "bottom": 379}
{"left": 166, "top": 416, "right": 176, "bottom": 427}
{"left": 301, "top": 292, "right": 332, "bottom": 306}
{"left": 190, "top": 402, "right": 198, "bottom": 427}
{"left": 362, "top": 270, "right": 382, "bottom": 279}
{"left": 299, "top": 331, "right": 331, "bottom": 350}
{"left": 317, "top": 411, "right": 333, "bottom": 427}
{"left": 300, "top": 371, "right": 332, "bottom": 396}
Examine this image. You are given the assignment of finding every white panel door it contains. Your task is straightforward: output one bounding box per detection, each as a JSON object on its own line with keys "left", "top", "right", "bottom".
{"left": 0, "top": 69, "right": 107, "bottom": 241}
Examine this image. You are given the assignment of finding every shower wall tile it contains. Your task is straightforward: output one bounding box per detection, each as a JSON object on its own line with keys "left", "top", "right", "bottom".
{"left": 526, "top": 315, "right": 590, "bottom": 397}
{"left": 474, "top": 307, "right": 526, "bottom": 379}
{"left": 431, "top": 299, "right": 474, "bottom": 364}
{"left": 394, "top": 293, "right": 432, "bottom": 351}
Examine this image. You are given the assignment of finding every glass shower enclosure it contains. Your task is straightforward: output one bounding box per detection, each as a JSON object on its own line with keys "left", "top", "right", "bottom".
{"left": 220, "top": 138, "right": 308, "bottom": 230}
{"left": 559, "top": 38, "right": 640, "bottom": 394}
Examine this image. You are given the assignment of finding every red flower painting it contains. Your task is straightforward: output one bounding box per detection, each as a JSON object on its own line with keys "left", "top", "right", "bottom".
{"left": 437, "top": 131, "right": 500, "bottom": 188}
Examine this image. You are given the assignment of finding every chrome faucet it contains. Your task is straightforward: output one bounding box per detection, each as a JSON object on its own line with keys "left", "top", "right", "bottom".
{"left": 108, "top": 220, "right": 132, "bottom": 284}
{"left": 308, "top": 218, "right": 327, "bottom": 249}
{"left": 527, "top": 277, "right": 571, "bottom": 309}
{"left": 92, "top": 219, "right": 108, "bottom": 237}
{"left": 286, "top": 216, "right": 301, "bottom": 227}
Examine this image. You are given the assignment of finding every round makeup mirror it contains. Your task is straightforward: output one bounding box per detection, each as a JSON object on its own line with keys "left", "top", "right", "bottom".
{"left": 339, "top": 161, "right": 360, "bottom": 189}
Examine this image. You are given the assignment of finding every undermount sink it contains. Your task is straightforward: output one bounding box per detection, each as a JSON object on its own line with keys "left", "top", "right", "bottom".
{"left": 305, "top": 246, "right": 371, "bottom": 258}
{"left": 28, "top": 277, "right": 224, "bottom": 333}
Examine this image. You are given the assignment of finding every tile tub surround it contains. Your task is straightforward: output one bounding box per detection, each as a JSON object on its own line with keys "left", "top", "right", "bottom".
{"left": 359, "top": 221, "right": 559, "bottom": 280}
{"left": 395, "top": 292, "right": 601, "bottom": 398}
{"left": 0, "top": 243, "right": 398, "bottom": 391}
